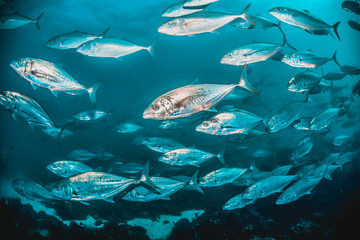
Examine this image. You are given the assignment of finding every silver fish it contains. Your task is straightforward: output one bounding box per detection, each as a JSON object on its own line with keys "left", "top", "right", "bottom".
{"left": 291, "top": 117, "right": 313, "bottom": 131}
{"left": 302, "top": 164, "right": 340, "bottom": 180}
{"left": 0, "top": 91, "right": 59, "bottom": 131}
{"left": 138, "top": 137, "right": 185, "bottom": 153}
{"left": 342, "top": 1, "right": 360, "bottom": 15}
{"left": 290, "top": 135, "right": 315, "bottom": 161}
{"left": 269, "top": 7, "right": 340, "bottom": 40}
{"left": 46, "top": 28, "right": 110, "bottom": 50}
{"left": 162, "top": 3, "right": 204, "bottom": 18}
{"left": 12, "top": 179, "right": 58, "bottom": 202}
{"left": 266, "top": 100, "right": 305, "bottom": 133}
{"left": 47, "top": 160, "right": 93, "bottom": 178}
{"left": 76, "top": 37, "right": 156, "bottom": 59}
{"left": 73, "top": 109, "right": 110, "bottom": 121}
{"left": 0, "top": 12, "right": 44, "bottom": 30}
{"left": 310, "top": 107, "right": 343, "bottom": 131}
{"left": 287, "top": 70, "right": 322, "bottom": 93}
{"left": 143, "top": 64, "right": 258, "bottom": 120}
{"left": 281, "top": 51, "right": 339, "bottom": 68}
{"left": 159, "top": 148, "right": 224, "bottom": 167}
{"left": 199, "top": 168, "right": 248, "bottom": 187}
{"left": 223, "top": 193, "right": 255, "bottom": 210}
{"left": 115, "top": 163, "right": 143, "bottom": 174}
{"left": 332, "top": 135, "right": 352, "bottom": 147}
{"left": 196, "top": 110, "right": 263, "bottom": 135}
{"left": 113, "top": 122, "right": 143, "bottom": 133}
{"left": 183, "top": 0, "right": 219, "bottom": 7}
{"left": 348, "top": 19, "right": 360, "bottom": 31}
{"left": 341, "top": 65, "right": 360, "bottom": 75}
{"left": 9, "top": 58, "right": 101, "bottom": 105}
{"left": 276, "top": 177, "right": 322, "bottom": 205}
{"left": 242, "top": 175, "right": 298, "bottom": 199}
{"left": 221, "top": 29, "right": 294, "bottom": 66}
{"left": 158, "top": 4, "right": 253, "bottom": 36}
{"left": 324, "top": 71, "right": 347, "bottom": 81}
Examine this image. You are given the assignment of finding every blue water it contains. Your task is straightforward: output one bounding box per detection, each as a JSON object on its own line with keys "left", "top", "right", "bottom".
{"left": 0, "top": 0, "right": 360, "bottom": 239}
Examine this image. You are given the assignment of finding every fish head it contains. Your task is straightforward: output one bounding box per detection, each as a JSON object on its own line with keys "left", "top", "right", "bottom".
{"left": 0, "top": 91, "right": 16, "bottom": 110}
{"left": 158, "top": 19, "right": 184, "bottom": 35}
{"left": 196, "top": 119, "right": 219, "bottom": 135}
{"left": 46, "top": 161, "right": 66, "bottom": 175}
{"left": 9, "top": 58, "right": 32, "bottom": 76}
{"left": 76, "top": 41, "right": 95, "bottom": 55}
{"left": 11, "top": 179, "right": 29, "bottom": 197}
{"left": 143, "top": 96, "right": 174, "bottom": 120}
{"left": 269, "top": 7, "right": 288, "bottom": 18}
{"left": 287, "top": 77, "right": 304, "bottom": 92}
{"left": 49, "top": 181, "right": 72, "bottom": 200}
{"left": 243, "top": 185, "right": 263, "bottom": 198}
{"left": 162, "top": 5, "right": 179, "bottom": 18}
{"left": 159, "top": 151, "right": 179, "bottom": 164}
{"left": 221, "top": 51, "right": 239, "bottom": 65}
{"left": 46, "top": 37, "right": 59, "bottom": 49}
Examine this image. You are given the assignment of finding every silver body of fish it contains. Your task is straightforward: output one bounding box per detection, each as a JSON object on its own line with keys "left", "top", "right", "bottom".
{"left": 143, "top": 65, "right": 257, "bottom": 120}
{"left": 114, "top": 122, "right": 144, "bottom": 133}
{"left": 223, "top": 193, "right": 255, "bottom": 210}
{"left": 310, "top": 107, "right": 342, "bottom": 131}
{"left": 162, "top": 3, "right": 204, "bottom": 18}
{"left": 158, "top": 148, "right": 224, "bottom": 167}
{"left": 196, "top": 110, "right": 263, "bottom": 135}
{"left": 47, "top": 160, "right": 93, "bottom": 178}
{"left": 199, "top": 168, "right": 248, "bottom": 187}
{"left": 9, "top": 58, "right": 100, "bottom": 104}
{"left": 139, "top": 137, "right": 185, "bottom": 153}
{"left": 287, "top": 71, "right": 322, "bottom": 93}
{"left": 74, "top": 109, "right": 108, "bottom": 121}
{"left": 183, "top": 0, "right": 219, "bottom": 7}
{"left": 0, "top": 12, "right": 44, "bottom": 30}
{"left": 281, "top": 51, "right": 338, "bottom": 68}
{"left": 12, "top": 179, "right": 58, "bottom": 202}
{"left": 290, "top": 136, "right": 315, "bottom": 161}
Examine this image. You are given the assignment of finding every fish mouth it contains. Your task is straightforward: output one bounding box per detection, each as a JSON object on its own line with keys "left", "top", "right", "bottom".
{"left": 9, "top": 61, "right": 18, "bottom": 70}
{"left": 157, "top": 25, "right": 165, "bottom": 34}
{"left": 142, "top": 110, "right": 155, "bottom": 119}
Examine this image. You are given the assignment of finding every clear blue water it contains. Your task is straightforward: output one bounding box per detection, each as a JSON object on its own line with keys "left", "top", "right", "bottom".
{"left": 0, "top": 0, "right": 360, "bottom": 239}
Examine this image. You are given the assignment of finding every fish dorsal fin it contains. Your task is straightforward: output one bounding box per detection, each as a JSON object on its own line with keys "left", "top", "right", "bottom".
{"left": 303, "top": 10, "right": 310, "bottom": 13}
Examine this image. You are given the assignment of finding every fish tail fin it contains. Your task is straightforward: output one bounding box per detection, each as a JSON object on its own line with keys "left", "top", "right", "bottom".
{"left": 189, "top": 170, "right": 204, "bottom": 194}
{"left": 332, "top": 50, "right": 341, "bottom": 67}
{"left": 87, "top": 80, "right": 104, "bottom": 107}
{"left": 332, "top": 21, "right": 341, "bottom": 41}
{"left": 99, "top": 27, "right": 111, "bottom": 38}
{"left": 250, "top": 161, "right": 260, "bottom": 174}
{"left": 57, "top": 120, "right": 75, "bottom": 141}
{"left": 278, "top": 23, "right": 297, "bottom": 50}
{"left": 239, "top": 3, "right": 255, "bottom": 25}
{"left": 146, "top": 35, "right": 158, "bottom": 58}
{"left": 140, "top": 160, "right": 161, "bottom": 189}
{"left": 35, "top": 12, "right": 44, "bottom": 30}
{"left": 237, "top": 64, "right": 259, "bottom": 94}
{"left": 217, "top": 149, "right": 225, "bottom": 165}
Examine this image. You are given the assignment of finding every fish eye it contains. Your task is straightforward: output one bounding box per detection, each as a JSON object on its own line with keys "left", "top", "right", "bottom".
{"left": 203, "top": 122, "right": 209, "bottom": 127}
{"left": 167, "top": 22, "right": 170, "bottom": 26}
{"left": 19, "top": 61, "right": 23, "bottom": 65}
{"left": 153, "top": 105, "right": 159, "bottom": 110}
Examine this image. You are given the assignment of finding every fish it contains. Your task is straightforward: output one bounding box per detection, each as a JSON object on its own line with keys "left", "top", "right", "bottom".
{"left": 47, "top": 160, "right": 93, "bottom": 178}
{"left": 342, "top": 1, "right": 360, "bottom": 15}
{"left": 158, "top": 3, "right": 253, "bottom": 36}
{"left": 67, "top": 149, "right": 99, "bottom": 161}
{"left": 230, "top": 14, "right": 279, "bottom": 30}
{"left": 221, "top": 26, "right": 295, "bottom": 66}
{"left": 138, "top": 137, "right": 185, "bottom": 153}
{"left": 195, "top": 110, "right": 263, "bottom": 135}
{"left": 76, "top": 37, "right": 156, "bottom": 59}
{"left": 158, "top": 148, "right": 224, "bottom": 167}
{"left": 49, "top": 161, "right": 158, "bottom": 203}
{"left": 281, "top": 51, "right": 340, "bottom": 68}
{"left": 223, "top": 193, "right": 255, "bottom": 210}
{"left": 266, "top": 100, "right": 305, "bottom": 133}
{"left": 73, "top": 108, "right": 111, "bottom": 121}
{"left": 0, "top": 12, "right": 44, "bottom": 30}
{"left": 114, "top": 162, "right": 143, "bottom": 174}
{"left": 290, "top": 135, "right": 315, "bottom": 161}
{"left": 12, "top": 179, "right": 58, "bottom": 202}
{"left": 9, "top": 58, "right": 101, "bottom": 105}
{"left": 301, "top": 163, "right": 340, "bottom": 180}
{"left": 41, "top": 126, "right": 73, "bottom": 139}
{"left": 276, "top": 177, "right": 322, "bottom": 205}
{"left": 348, "top": 19, "right": 360, "bottom": 31}
{"left": 291, "top": 117, "right": 313, "bottom": 131}
{"left": 46, "top": 27, "right": 110, "bottom": 50}
{"left": 183, "top": 0, "right": 219, "bottom": 7}
{"left": 162, "top": 2, "right": 204, "bottom": 18}
{"left": 251, "top": 149, "right": 273, "bottom": 158}
{"left": 353, "top": 80, "right": 360, "bottom": 96}
{"left": 287, "top": 70, "right": 322, "bottom": 93}
{"left": 242, "top": 175, "right": 298, "bottom": 199}
{"left": 332, "top": 135, "right": 352, "bottom": 147}
{"left": 269, "top": 7, "right": 341, "bottom": 40}
{"left": 324, "top": 70, "right": 347, "bottom": 81}
{"left": 143, "top": 64, "right": 258, "bottom": 120}
{"left": 113, "top": 122, "right": 144, "bottom": 133}
{"left": 310, "top": 107, "right": 343, "bottom": 131}
{"left": 232, "top": 164, "right": 293, "bottom": 187}
{"left": 0, "top": 91, "right": 63, "bottom": 134}
{"left": 199, "top": 168, "right": 248, "bottom": 187}
{"left": 340, "top": 65, "right": 360, "bottom": 75}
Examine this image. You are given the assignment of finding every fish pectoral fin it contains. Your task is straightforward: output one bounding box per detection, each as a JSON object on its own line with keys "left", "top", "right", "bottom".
{"left": 103, "top": 198, "right": 115, "bottom": 204}
{"left": 210, "top": 29, "right": 220, "bottom": 34}
{"left": 160, "top": 197, "right": 171, "bottom": 200}
{"left": 206, "top": 106, "right": 217, "bottom": 112}
{"left": 116, "top": 57, "right": 124, "bottom": 61}
{"left": 11, "top": 113, "right": 18, "bottom": 122}
{"left": 51, "top": 90, "right": 59, "bottom": 97}
{"left": 30, "top": 83, "right": 38, "bottom": 90}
